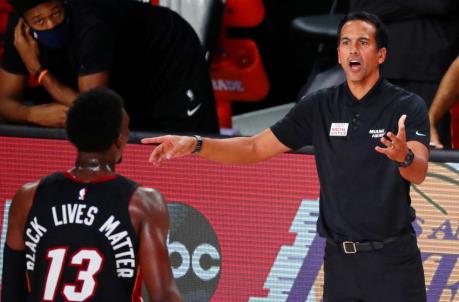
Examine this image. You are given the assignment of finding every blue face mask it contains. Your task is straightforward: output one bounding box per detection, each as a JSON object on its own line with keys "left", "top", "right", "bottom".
{"left": 32, "top": 18, "right": 71, "bottom": 49}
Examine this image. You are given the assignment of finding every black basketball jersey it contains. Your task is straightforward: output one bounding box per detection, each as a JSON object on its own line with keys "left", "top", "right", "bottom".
{"left": 23, "top": 172, "right": 141, "bottom": 302}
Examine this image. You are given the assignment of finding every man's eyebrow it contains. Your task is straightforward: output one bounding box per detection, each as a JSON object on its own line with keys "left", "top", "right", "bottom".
{"left": 31, "top": 13, "right": 43, "bottom": 20}
{"left": 31, "top": 5, "right": 60, "bottom": 19}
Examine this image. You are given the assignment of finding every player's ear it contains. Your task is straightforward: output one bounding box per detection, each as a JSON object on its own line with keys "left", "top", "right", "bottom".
{"left": 114, "top": 134, "right": 123, "bottom": 149}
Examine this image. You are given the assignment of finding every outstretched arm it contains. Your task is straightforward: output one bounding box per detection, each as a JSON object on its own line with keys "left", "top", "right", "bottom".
{"left": 141, "top": 128, "right": 290, "bottom": 164}
{"left": 2, "top": 182, "right": 37, "bottom": 300}
{"left": 429, "top": 55, "right": 459, "bottom": 149}
{"left": 129, "top": 188, "right": 182, "bottom": 302}
{"left": 375, "top": 115, "right": 429, "bottom": 184}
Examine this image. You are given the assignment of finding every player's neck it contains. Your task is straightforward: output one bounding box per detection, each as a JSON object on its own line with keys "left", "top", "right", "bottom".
{"left": 71, "top": 154, "right": 117, "bottom": 179}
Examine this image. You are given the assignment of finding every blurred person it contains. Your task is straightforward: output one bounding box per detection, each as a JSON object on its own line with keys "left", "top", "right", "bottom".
{"left": 349, "top": 0, "right": 459, "bottom": 149}
{"left": 142, "top": 12, "right": 430, "bottom": 301}
{"left": 0, "top": 0, "right": 218, "bottom": 133}
{"left": 2, "top": 87, "right": 182, "bottom": 301}
{"left": 429, "top": 55, "right": 459, "bottom": 149}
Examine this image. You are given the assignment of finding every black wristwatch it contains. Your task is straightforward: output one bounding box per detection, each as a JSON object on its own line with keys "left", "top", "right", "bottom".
{"left": 397, "top": 148, "right": 414, "bottom": 168}
{"left": 192, "top": 135, "right": 203, "bottom": 154}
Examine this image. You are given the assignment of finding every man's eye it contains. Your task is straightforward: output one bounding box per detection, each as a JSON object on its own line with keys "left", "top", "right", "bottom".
{"left": 52, "top": 11, "right": 61, "bottom": 18}
{"left": 35, "top": 19, "right": 44, "bottom": 25}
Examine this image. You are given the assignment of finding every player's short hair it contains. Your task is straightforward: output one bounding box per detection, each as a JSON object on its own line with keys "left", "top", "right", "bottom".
{"left": 338, "top": 11, "right": 389, "bottom": 50}
{"left": 8, "top": 0, "right": 59, "bottom": 16}
{"left": 66, "top": 87, "right": 125, "bottom": 152}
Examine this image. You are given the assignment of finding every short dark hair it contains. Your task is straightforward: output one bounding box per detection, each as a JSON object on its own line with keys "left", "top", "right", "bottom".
{"left": 9, "top": 0, "right": 58, "bottom": 16}
{"left": 337, "top": 12, "right": 388, "bottom": 50}
{"left": 66, "top": 87, "right": 124, "bottom": 152}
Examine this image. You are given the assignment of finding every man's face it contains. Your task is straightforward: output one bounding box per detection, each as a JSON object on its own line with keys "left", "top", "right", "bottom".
{"left": 337, "top": 20, "right": 386, "bottom": 84}
{"left": 23, "top": 0, "right": 65, "bottom": 31}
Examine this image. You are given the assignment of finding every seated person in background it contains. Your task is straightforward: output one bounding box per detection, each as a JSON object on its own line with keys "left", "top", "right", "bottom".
{"left": 0, "top": 0, "right": 219, "bottom": 133}
{"left": 349, "top": 0, "right": 459, "bottom": 148}
{"left": 429, "top": 55, "right": 459, "bottom": 149}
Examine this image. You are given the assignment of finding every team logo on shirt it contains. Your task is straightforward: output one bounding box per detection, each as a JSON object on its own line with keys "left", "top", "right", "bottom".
{"left": 186, "top": 89, "right": 202, "bottom": 117}
{"left": 415, "top": 130, "right": 427, "bottom": 137}
{"left": 369, "top": 128, "right": 386, "bottom": 138}
{"left": 78, "top": 188, "right": 87, "bottom": 201}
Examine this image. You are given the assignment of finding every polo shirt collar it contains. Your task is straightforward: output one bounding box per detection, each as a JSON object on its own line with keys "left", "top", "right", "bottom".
{"left": 344, "top": 77, "right": 386, "bottom": 107}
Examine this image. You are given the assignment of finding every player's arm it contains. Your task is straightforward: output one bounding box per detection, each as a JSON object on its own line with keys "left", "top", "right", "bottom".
{"left": 429, "top": 55, "right": 459, "bottom": 148}
{"left": 0, "top": 67, "right": 108, "bottom": 127}
{"left": 1, "top": 181, "right": 38, "bottom": 301}
{"left": 38, "top": 69, "right": 110, "bottom": 107}
{"left": 141, "top": 128, "right": 291, "bottom": 164}
{"left": 0, "top": 68, "right": 69, "bottom": 127}
{"left": 130, "top": 187, "right": 182, "bottom": 302}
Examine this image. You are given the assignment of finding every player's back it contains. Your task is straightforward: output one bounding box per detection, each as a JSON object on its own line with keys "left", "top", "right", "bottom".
{"left": 23, "top": 172, "right": 141, "bottom": 302}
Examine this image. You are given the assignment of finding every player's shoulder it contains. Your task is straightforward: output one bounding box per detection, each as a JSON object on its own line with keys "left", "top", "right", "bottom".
{"left": 9, "top": 180, "right": 40, "bottom": 221}
{"left": 15, "top": 180, "right": 40, "bottom": 199}
{"left": 131, "top": 186, "right": 167, "bottom": 216}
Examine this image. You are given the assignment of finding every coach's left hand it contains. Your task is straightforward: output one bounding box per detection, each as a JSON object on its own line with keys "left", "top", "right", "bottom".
{"left": 375, "top": 114, "right": 409, "bottom": 163}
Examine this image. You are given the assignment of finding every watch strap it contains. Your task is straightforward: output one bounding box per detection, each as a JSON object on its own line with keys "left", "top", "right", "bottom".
{"left": 192, "top": 135, "right": 203, "bottom": 154}
{"left": 397, "top": 148, "right": 414, "bottom": 168}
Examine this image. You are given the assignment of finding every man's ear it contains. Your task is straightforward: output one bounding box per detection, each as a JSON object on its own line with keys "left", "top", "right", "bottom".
{"left": 114, "top": 134, "right": 123, "bottom": 150}
{"left": 378, "top": 47, "right": 387, "bottom": 65}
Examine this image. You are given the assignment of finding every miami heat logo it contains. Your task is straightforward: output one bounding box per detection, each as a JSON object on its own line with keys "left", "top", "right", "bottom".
{"left": 78, "top": 188, "right": 87, "bottom": 201}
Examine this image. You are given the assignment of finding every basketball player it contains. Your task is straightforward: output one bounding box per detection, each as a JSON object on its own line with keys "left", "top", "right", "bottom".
{"left": 1, "top": 88, "right": 182, "bottom": 301}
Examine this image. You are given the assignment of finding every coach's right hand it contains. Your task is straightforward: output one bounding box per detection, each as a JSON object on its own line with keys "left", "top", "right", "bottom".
{"left": 141, "top": 135, "right": 197, "bottom": 164}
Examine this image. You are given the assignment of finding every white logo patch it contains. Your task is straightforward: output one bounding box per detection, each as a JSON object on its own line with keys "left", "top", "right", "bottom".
{"left": 186, "top": 89, "right": 194, "bottom": 101}
{"left": 416, "top": 130, "right": 427, "bottom": 137}
{"left": 369, "top": 129, "right": 386, "bottom": 138}
{"left": 329, "top": 123, "right": 349, "bottom": 137}
{"left": 78, "top": 188, "right": 87, "bottom": 201}
{"left": 187, "top": 104, "right": 202, "bottom": 117}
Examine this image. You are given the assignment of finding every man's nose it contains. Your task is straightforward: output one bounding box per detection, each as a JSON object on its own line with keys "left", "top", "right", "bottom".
{"left": 45, "top": 19, "right": 59, "bottom": 30}
{"left": 349, "top": 42, "right": 358, "bottom": 54}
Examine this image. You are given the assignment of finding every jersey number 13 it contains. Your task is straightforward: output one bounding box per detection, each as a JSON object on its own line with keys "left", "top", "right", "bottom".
{"left": 43, "top": 247, "right": 104, "bottom": 301}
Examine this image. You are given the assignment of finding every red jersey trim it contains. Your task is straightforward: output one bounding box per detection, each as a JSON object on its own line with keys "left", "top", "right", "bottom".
{"left": 131, "top": 269, "right": 143, "bottom": 302}
{"left": 62, "top": 171, "right": 118, "bottom": 183}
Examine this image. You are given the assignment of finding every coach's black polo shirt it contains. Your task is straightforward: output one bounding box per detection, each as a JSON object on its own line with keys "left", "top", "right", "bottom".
{"left": 271, "top": 78, "right": 429, "bottom": 242}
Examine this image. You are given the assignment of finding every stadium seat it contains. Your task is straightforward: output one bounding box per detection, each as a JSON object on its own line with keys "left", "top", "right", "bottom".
{"left": 291, "top": 7, "right": 346, "bottom": 98}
